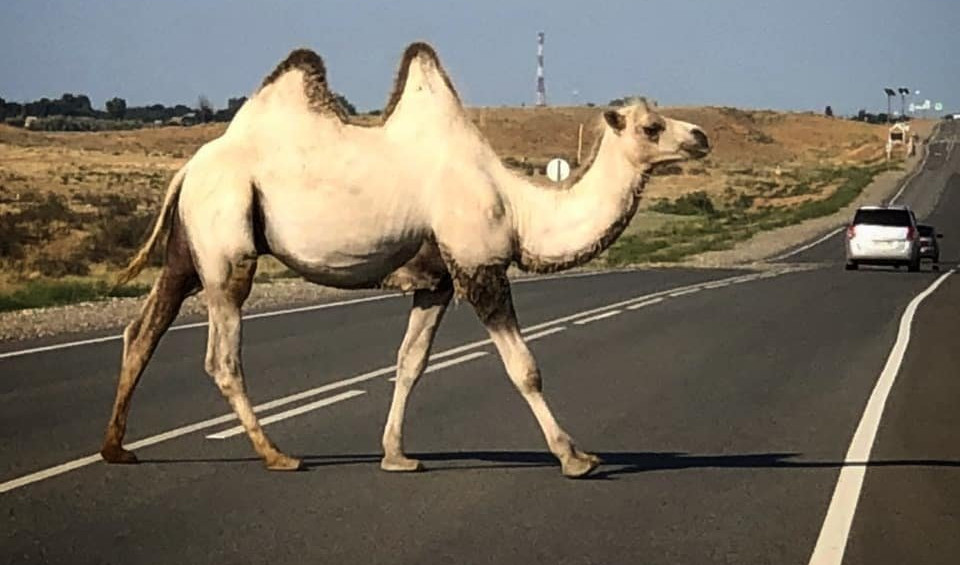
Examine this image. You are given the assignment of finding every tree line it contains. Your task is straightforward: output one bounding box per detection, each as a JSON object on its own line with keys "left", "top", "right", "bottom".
{"left": 0, "top": 91, "right": 358, "bottom": 130}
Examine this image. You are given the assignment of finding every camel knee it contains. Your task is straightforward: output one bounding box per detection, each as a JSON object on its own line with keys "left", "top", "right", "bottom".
{"left": 211, "top": 370, "right": 243, "bottom": 396}
{"left": 514, "top": 368, "right": 542, "bottom": 395}
{"left": 204, "top": 352, "right": 242, "bottom": 394}
{"left": 123, "top": 318, "right": 143, "bottom": 346}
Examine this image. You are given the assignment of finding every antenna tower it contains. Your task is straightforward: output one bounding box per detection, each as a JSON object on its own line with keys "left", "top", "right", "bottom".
{"left": 535, "top": 32, "right": 546, "bottom": 107}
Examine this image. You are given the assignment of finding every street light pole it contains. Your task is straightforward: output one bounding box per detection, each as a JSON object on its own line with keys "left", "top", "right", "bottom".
{"left": 884, "top": 88, "right": 896, "bottom": 122}
{"left": 898, "top": 87, "right": 909, "bottom": 118}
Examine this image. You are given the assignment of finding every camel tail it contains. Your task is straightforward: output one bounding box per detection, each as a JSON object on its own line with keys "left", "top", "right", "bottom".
{"left": 115, "top": 167, "right": 187, "bottom": 287}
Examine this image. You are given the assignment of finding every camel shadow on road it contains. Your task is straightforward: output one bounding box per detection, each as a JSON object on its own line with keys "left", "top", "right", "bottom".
{"left": 296, "top": 451, "right": 960, "bottom": 479}
{"left": 138, "top": 451, "right": 960, "bottom": 479}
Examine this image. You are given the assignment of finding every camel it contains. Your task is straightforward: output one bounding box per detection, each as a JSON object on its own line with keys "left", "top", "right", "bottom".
{"left": 100, "top": 42, "right": 710, "bottom": 478}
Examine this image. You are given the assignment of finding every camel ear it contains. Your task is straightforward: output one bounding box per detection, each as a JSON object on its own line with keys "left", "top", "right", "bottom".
{"left": 604, "top": 110, "right": 626, "bottom": 132}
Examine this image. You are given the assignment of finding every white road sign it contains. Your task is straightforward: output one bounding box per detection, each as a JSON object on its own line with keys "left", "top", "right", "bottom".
{"left": 546, "top": 157, "right": 571, "bottom": 182}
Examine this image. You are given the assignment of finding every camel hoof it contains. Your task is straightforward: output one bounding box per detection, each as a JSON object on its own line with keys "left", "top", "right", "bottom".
{"left": 265, "top": 454, "right": 303, "bottom": 471}
{"left": 561, "top": 451, "right": 601, "bottom": 478}
{"left": 100, "top": 445, "right": 139, "bottom": 465}
{"left": 380, "top": 456, "right": 424, "bottom": 473}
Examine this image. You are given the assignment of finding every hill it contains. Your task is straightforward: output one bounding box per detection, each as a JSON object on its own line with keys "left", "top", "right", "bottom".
{"left": 0, "top": 106, "right": 931, "bottom": 306}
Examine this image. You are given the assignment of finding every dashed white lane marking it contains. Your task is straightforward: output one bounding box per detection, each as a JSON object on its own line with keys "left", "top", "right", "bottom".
{"left": 669, "top": 288, "right": 702, "bottom": 297}
{"left": 807, "top": 269, "right": 954, "bottom": 565}
{"left": 626, "top": 297, "right": 665, "bottom": 310}
{"left": 0, "top": 270, "right": 785, "bottom": 494}
{"left": 703, "top": 282, "right": 730, "bottom": 289}
{"left": 523, "top": 327, "right": 567, "bottom": 341}
{"left": 573, "top": 310, "right": 622, "bottom": 325}
{"left": 207, "top": 390, "right": 366, "bottom": 439}
{"left": 387, "top": 351, "right": 490, "bottom": 382}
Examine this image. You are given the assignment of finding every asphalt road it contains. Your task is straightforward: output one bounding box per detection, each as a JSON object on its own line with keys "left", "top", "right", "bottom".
{"left": 2, "top": 122, "right": 959, "bottom": 565}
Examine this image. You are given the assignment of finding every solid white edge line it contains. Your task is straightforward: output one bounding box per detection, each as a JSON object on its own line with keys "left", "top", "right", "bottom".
{"left": 0, "top": 269, "right": 757, "bottom": 361}
{"left": 207, "top": 390, "right": 366, "bottom": 440}
{"left": 573, "top": 310, "right": 622, "bottom": 325}
{"left": 0, "top": 270, "right": 639, "bottom": 361}
{"left": 0, "top": 293, "right": 403, "bottom": 360}
{"left": 807, "top": 269, "right": 954, "bottom": 565}
{"left": 0, "top": 271, "right": 767, "bottom": 494}
{"left": 0, "top": 454, "right": 103, "bottom": 495}
{"left": 888, "top": 121, "right": 941, "bottom": 205}
{"left": 769, "top": 227, "right": 845, "bottom": 262}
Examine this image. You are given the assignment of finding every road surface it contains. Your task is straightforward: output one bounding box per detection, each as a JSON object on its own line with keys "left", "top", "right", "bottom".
{"left": 2, "top": 121, "right": 958, "bottom": 564}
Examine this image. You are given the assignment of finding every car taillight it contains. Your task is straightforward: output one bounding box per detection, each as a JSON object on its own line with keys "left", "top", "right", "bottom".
{"left": 847, "top": 225, "right": 856, "bottom": 239}
{"left": 906, "top": 226, "right": 916, "bottom": 241}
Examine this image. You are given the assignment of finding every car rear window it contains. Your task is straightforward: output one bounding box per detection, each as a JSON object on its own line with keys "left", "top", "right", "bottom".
{"left": 918, "top": 225, "right": 934, "bottom": 236}
{"left": 853, "top": 209, "right": 912, "bottom": 227}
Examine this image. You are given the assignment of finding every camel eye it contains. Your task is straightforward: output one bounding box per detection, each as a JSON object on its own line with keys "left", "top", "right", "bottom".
{"left": 642, "top": 124, "right": 663, "bottom": 140}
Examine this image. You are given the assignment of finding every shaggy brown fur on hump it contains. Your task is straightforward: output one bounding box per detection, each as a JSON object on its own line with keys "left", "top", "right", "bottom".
{"left": 258, "top": 43, "right": 460, "bottom": 126}
{"left": 380, "top": 42, "right": 461, "bottom": 118}
{"left": 259, "top": 48, "right": 349, "bottom": 119}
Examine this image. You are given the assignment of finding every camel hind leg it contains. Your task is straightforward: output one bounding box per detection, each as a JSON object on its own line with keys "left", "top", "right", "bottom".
{"left": 201, "top": 256, "right": 301, "bottom": 471}
{"left": 459, "top": 265, "right": 600, "bottom": 478}
{"left": 101, "top": 217, "right": 200, "bottom": 464}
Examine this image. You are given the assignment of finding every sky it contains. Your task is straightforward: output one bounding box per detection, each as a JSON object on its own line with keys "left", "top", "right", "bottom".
{"left": 2, "top": 0, "right": 958, "bottom": 117}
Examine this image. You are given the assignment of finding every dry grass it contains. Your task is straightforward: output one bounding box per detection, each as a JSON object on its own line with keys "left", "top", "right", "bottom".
{"left": 0, "top": 107, "right": 932, "bottom": 302}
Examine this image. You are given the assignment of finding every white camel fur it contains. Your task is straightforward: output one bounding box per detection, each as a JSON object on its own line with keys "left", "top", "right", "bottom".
{"left": 100, "top": 42, "right": 710, "bottom": 478}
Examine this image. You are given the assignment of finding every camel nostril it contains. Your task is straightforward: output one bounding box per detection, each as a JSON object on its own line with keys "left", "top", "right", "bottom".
{"left": 691, "top": 128, "right": 709, "bottom": 149}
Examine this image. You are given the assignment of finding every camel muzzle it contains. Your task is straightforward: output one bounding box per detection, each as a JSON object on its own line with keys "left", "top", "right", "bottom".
{"left": 682, "top": 128, "right": 710, "bottom": 159}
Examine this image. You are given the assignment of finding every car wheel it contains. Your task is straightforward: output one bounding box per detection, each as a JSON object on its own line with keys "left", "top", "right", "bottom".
{"left": 908, "top": 256, "right": 921, "bottom": 272}
{"left": 844, "top": 261, "right": 858, "bottom": 271}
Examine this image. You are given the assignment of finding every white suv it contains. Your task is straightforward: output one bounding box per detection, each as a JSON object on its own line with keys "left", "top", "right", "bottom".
{"left": 845, "top": 206, "right": 920, "bottom": 271}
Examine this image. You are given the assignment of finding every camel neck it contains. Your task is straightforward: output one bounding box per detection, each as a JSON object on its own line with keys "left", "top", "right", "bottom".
{"left": 506, "top": 132, "right": 649, "bottom": 273}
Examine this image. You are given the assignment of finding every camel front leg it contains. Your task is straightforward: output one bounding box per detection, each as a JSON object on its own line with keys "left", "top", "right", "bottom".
{"left": 381, "top": 278, "right": 454, "bottom": 472}
{"left": 466, "top": 268, "right": 600, "bottom": 478}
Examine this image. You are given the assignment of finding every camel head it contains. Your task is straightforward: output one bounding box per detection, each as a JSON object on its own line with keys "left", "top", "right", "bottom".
{"left": 602, "top": 99, "right": 710, "bottom": 170}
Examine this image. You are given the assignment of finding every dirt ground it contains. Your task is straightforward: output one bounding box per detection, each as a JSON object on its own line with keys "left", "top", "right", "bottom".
{"left": 0, "top": 106, "right": 931, "bottom": 290}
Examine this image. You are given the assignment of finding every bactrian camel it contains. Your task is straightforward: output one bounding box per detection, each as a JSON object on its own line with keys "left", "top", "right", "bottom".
{"left": 100, "top": 42, "right": 710, "bottom": 478}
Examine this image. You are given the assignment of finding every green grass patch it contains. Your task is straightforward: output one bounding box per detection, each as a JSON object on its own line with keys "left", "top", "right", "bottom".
{"left": 0, "top": 279, "right": 150, "bottom": 313}
{"left": 605, "top": 162, "right": 898, "bottom": 265}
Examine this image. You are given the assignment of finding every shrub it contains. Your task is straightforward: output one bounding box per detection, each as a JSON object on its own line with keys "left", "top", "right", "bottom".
{"left": 0, "top": 279, "right": 150, "bottom": 313}
{"left": 649, "top": 191, "right": 717, "bottom": 216}
{"left": 747, "top": 131, "right": 775, "bottom": 144}
{"left": 87, "top": 211, "right": 154, "bottom": 264}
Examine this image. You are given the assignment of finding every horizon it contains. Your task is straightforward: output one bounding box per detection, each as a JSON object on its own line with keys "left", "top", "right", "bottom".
{"left": 2, "top": 0, "right": 958, "bottom": 117}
